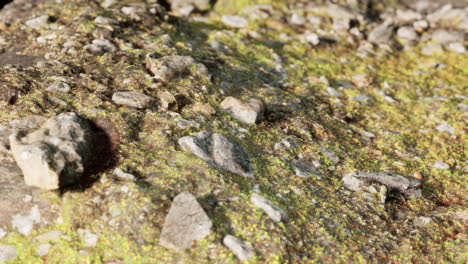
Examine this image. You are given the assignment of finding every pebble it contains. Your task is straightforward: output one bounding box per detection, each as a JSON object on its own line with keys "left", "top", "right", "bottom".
{"left": 436, "top": 122, "right": 455, "bottom": 135}
{"left": 223, "top": 235, "right": 255, "bottom": 261}
{"left": 352, "top": 74, "right": 373, "bottom": 88}
{"left": 112, "top": 91, "right": 154, "bottom": 109}
{"left": 327, "top": 87, "right": 343, "bottom": 97}
{"left": 220, "top": 97, "right": 266, "bottom": 124}
{"left": 25, "top": 15, "right": 49, "bottom": 29}
{"left": 46, "top": 81, "right": 71, "bottom": 93}
{"left": 221, "top": 15, "right": 249, "bottom": 28}
{"left": 84, "top": 39, "right": 117, "bottom": 55}
{"left": 113, "top": 168, "right": 136, "bottom": 181}
{"left": 38, "top": 243, "right": 52, "bottom": 256}
{"left": 0, "top": 245, "right": 17, "bottom": 262}
{"left": 250, "top": 193, "right": 288, "bottom": 222}
{"left": 433, "top": 160, "right": 449, "bottom": 170}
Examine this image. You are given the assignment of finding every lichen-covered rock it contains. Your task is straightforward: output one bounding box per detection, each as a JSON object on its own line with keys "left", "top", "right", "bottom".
{"left": 178, "top": 132, "right": 254, "bottom": 177}
{"left": 9, "top": 112, "right": 94, "bottom": 190}
{"left": 250, "top": 193, "right": 288, "bottom": 223}
{"left": 220, "top": 96, "right": 266, "bottom": 124}
{"left": 223, "top": 235, "right": 255, "bottom": 261}
{"left": 112, "top": 91, "right": 154, "bottom": 109}
{"left": 342, "top": 172, "right": 422, "bottom": 199}
{"left": 146, "top": 54, "right": 211, "bottom": 82}
{"left": 159, "top": 192, "right": 212, "bottom": 251}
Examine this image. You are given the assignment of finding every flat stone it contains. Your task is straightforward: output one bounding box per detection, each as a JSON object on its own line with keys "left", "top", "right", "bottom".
{"left": 223, "top": 235, "right": 255, "bottom": 261}
{"left": 25, "top": 15, "right": 49, "bottom": 30}
{"left": 36, "top": 230, "right": 64, "bottom": 242}
{"left": 9, "top": 112, "right": 94, "bottom": 190}
{"left": 342, "top": 171, "right": 422, "bottom": 199}
{"left": 431, "top": 29, "right": 464, "bottom": 45}
{"left": 367, "top": 20, "right": 394, "bottom": 44}
{"left": 352, "top": 74, "right": 374, "bottom": 87}
{"left": 179, "top": 132, "right": 253, "bottom": 177}
{"left": 112, "top": 91, "right": 154, "bottom": 109}
{"left": 46, "top": 81, "right": 71, "bottom": 93}
{"left": 0, "top": 245, "right": 17, "bottom": 262}
{"left": 291, "top": 159, "right": 323, "bottom": 179}
{"left": 38, "top": 244, "right": 52, "bottom": 257}
{"left": 433, "top": 160, "right": 450, "bottom": 170}
{"left": 436, "top": 122, "right": 455, "bottom": 135}
{"left": 351, "top": 95, "right": 375, "bottom": 105}
{"left": 326, "top": 87, "right": 343, "bottom": 97}
{"left": 84, "top": 39, "right": 117, "bottom": 55}
{"left": 220, "top": 97, "right": 266, "bottom": 124}
{"left": 146, "top": 54, "right": 211, "bottom": 82}
{"left": 397, "top": 26, "right": 419, "bottom": 42}
{"left": 250, "top": 193, "right": 288, "bottom": 222}
{"left": 168, "top": 0, "right": 211, "bottom": 12}
{"left": 221, "top": 15, "right": 249, "bottom": 28}
{"left": 159, "top": 192, "right": 212, "bottom": 251}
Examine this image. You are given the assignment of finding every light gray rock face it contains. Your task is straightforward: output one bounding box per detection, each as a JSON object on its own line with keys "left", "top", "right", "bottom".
{"left": 342, "top": 172, "right": 422, "bottom": 199}
{"left": 220, "top": 97, "right": 266, "bottom": 124}
{"left": 46, "top": 81, "right": 71, "bottom": 93}
{"left": 436, "top": 122, "right": 455, "bottom": 134}
{"left": 397, "top": 26, "right": 419, "bottom": 42}
{"left": 146, "top": 54, "right": 211, "bottom": 82}
{"left": 250, "top": 193, "right": 288, "bottom": 223}
{"left": 291, "top": 159, "right": 323, "bottom": 179}
{"left": 25, "top": 15, "right": 49, "bottom": 29}
{"left": 179, "top": 132, "right": 254, "bottom": 177}
{"left": 9, "top": 112, "right": 94, "bottom": 190}
{"left": 112, "top": 91, "right": 154, "bottom": 109}
{"left": 433, "top": 160, "right": 450, "bottom": 170}
{"left": 84, "top": 39, "right": 117, "bottom": 55}
{"left": 431, "top": 29, "right": 464, "bottom": 45}
{"left": 221, "top": 15, "right": 249, "bottom": 28}
{"left": 168, "top": 0, "right": 210, "bottom": 11}
{"left": 368, "top": 20, "right": 395, "bottom": 44}
{"left": 0, "top": 245, "right": 17, "bottom": 262}
{"left": 159, "top": 192, "right": 212, "bottom": 251}
{"left": 38, "top": 243, "right": 52, "bottom": 257}
{"left": 223, "top": 235, "right": 255, "bottom": 261}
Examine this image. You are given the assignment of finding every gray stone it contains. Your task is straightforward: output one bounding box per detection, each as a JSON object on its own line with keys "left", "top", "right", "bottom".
{"left": 9, "top": 112, "right": 94, "bottom": 190}
{"left": 431, "top": 29, "right": 464, "bottom": 45}
{"left": 38, "top": 243, "right": 52, "bottom": 257}
{"left": 36, "top": 230, "right": 63, "bottom": 242}
{"left": 327, "top": 87, "right": 343, "bottom": 97}
{"left": 397, "top": 26, "right": 419, "bottom": 42}
{"left": 433, "top": 160, "right": 450, "bottom": 170}
{"left": 178, "top": 132, "right": 254, "bottom": 177}
{"left": 274, "top": 137, "right": 299, "bottom": 152}
{"left": 0, "top": 229, "right": 5, "bottom": 239}
{"left": 436, "top": 122, "right": 455, "bottom": 135}
{"left": 321, "top": 147, "right": 340, "bottom": 164}
{"left": 221, "top": 15, "right": 249, "bottom": 28}
{"left": 112, "top": 91, "right": 154, "bottom": 109}
{"left": 351, "top": 95, "right": 375, "bottom": 105}
{"left": 113, "top": 168, "right": 136, "bottom": 181}
{"left": 168, "top": 0, "right": 210, "bottom": 12}
{"left": 159, "top": 192, "right": 212, "bottom": 251}
{"left": 78, "top": 229, "right": 99, "bottom": 247}
{"left": 12, "top": 205, "right": 41, "bottom": 235}
{"left": 413, "top": 20, "right": 429, "bottom": 32}
{"left": 250, "top": 193, "right": 288, "bottom": 223}
{"left": 414, "top": 216, "right": 431, "bottom": 227}
{"left": 395, "top": 9, "right": 423, "bottom": 24}
{"left": 368, "top": 20, "right": 394, "bottom": 44}
{"left": 220, "top": 97, "right": 266, "bottom": 124}
{"left": 291, "top": 160, "right": 323, "bottom": 179}
{"left": 46, "top": 81, "right": 71, "bottom": 93}
{"left": 342, "top": 171, "right": 422, "bottom": 199}
{"left": 175, "top": 118, "right": 200, "bottom": 129}
{"left": 290, "top": 13, "right": 306, "bottom": 26}
{"left": 25, "top": 15, "right": 49, "bottom": 30}
{"left": 304, "top": 33, "right": 320, "bottom": 46}
{"left": 422, "top": 43, "right": 443, "bottom": 56}
{"left": 0, "top": 245, "right": 17, "bottom": 262}
{"left": 427, "top": 5, "right": 468, "bottom": 31}
{"left": 84, "top": 39, "right": 117, "bottom": 55}
{"left": 447, "top": 42, "right": 466, "bottom": 54}
{"left": 146, "top": 54, "right": 211, "bottom": 82}
{"left": 223, "top": 235, "right": 255, "bottom": 261}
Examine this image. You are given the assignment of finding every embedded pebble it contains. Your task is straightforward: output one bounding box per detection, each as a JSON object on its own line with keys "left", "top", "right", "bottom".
{"left": 46, "top": 81, "right": 71, "bottom": 93}
{"left": 436, "top": 123, "right": 455, "bottom": 135}
{"left": 223, "top": 235, "right": 255, "bottom": 261}
{"left": 250, "top": 193, "right": 288, "bottom": 222}
{"left": 433, "top": 160, "right": 450, "bottom": 170}
{"left": 0, "top": 245, "right": 17, "bottom": 262}
{"left": 221, "top": 15, "right": 249, "bottom": 28}
{"left": 112, "top": 91, "right": 154, "bottom": 109}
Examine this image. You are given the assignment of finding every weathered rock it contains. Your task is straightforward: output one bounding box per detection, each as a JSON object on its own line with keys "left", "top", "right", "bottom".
{"left": 274, "top": 137, "right": 300, "bottom": 152}
{"left": 25, "top": 15, "right": 49, "bottom": 30}
{"left": 221, "top": 15, "right": 249, "bottom": 28}
{"left": 291, "top": 159, "right": 323, "bottom": 179}
{"left": 112, "top": 91, "right": 154, "bottom": 109}
{"left": 0, "top": 245, "right": 17, "bottom": 262}
{"left": 168, "top": 0, "right": 210, "bottom": 12}
{"left": 38, "top": 243, "right": 52, "bottom": 257}
{"left": 397, "top": 26, "right": 419, "bottom": 42}
{"left": 220, "top": 97, "right": 266, "bottom": 124}
{"left": 36, "top": 230, "right": 63, "bottom": 242}
{"left": 326, "top": 87, "right": 343, "bottom": 97}
{"left": 447, "top": 42, "right": 466, "bottom": 54}
{"left": 159, "top": 192, "right": 212, "bottom": 251}
{"left": 46, "top": 81, "right": 71, "bottom": 93}
{"left": 431, "top": 29, "right": 464, "bottom": 45}
{"left": 421, "top": 43, "right": 443, "bottom": 56}
{"left": 192, "top": 103, "right": 216, "bottom": 117}
{"left": 395, "top": 9, "right": 423, "bottom": 24}
{"left": 9, "top": 112, "right": 94, "bottom": 190}
{"left": 250, "top": 193, "right": 288, "bottom": 222}
{"left": 351, "top": 95, "right": 375, "bottom": 105}
{"left": 342, "top": 171, "right": 422, "bottom": 199}
{"left": 146, "top": 54, "right": 211, "bottom": 82}
{"left": 178, "top": 132, "right": 254, "bottom": 177}
{"left": 223, "top": 235, "right": 255, "bottom": 261}
{"left": 352, "top": 73, "right": 374, "bottom": 87}
{"left": 157, "top": 91, "right": 178, "bottom": 111}
{"left": 367, "top": 20, "right": 394, "bottom": 44}
{"left": 427, "top": 4, "right": 468, "bottom": 31}
{"left": 436, "top": 122, "right": 455, "bottom": 135}
{"left": 84, "top": 39, "right": 117, "bottom": 55}
{"left": 433, "top": 160, "right": 450, "bottom": 170}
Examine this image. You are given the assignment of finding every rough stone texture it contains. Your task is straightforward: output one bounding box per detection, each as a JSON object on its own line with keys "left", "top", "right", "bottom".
{"left": 342, "top": 172, "right": 422, "bottom": 199}
{"left": 9, "top": 112, "right": 94, "bottom": 190}
{"left": 220, "top": 96, "right": 266, "bottom": 124}
{"left": 250, "top": 193, "right": 288, "bottom": 223}
{"left": 431, "top": 29, "right": 464, "bottom": 45}
{"left": 291, "top": 159, "right": 323, "bottom": 179}
{"left": 25, "top": 15, "right": 49, "bottom": 29}
{"left": 223, "top": 235, "right": 255, "bottom": 261}
{"left": 0, "top": 245, "right": 17, "bottom": 262}
{"left": 397, "top": 26, "right": 418, "bottom": 42}
{"left": 436, "top": 122, "right": 455, "bottom": 134}
{"left": 178, "top": 132, "right": 254, "bottom": 177}
{"left": 84, "top": 39, "right": 117, "bottom": 55}
{"left": 112, "top": 91, "right": 154, "bottom": 109}
{"left": 159, "top": 192, "right": 212, "bottom": 251}
{"left": 367, "top": 20, "right": 394, "bottom": 44}
{"left": 221, "top": 15, "right": 249, "bottom": 28}
{"left": 46, "top": 81, "right": 71, "bottom": 93}
{"left": 0, "top": 159, "right": 60, "bottom": 234}
{"left": 146, "top": 54, "right": 211, "bottom": 82}
{"left": 168, "top": 0, "right": 210, "bottom": 11}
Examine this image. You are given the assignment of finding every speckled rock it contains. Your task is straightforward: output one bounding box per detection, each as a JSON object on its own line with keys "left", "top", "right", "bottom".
{"left": 220, "top": 96, "right": 266, "bottom": 124}
{"left": 179, "top": 132, "right": 254, "bottom": 177}
{"left": 112, "top": 91, "right": 154, "bottom": 109}
{"left": 159, "top": 192, "right": 212, "bottom": 251}
{"left": 46, "top": 81, "right": 71, "bottom": 93}
{"left": 84, "top": 39, "right": 117, "bottom": 55}
{"left": 146, "top": 54, "right": 211, "bottom": 82}
{"left": 250, "top": 193, "right": 288, "bottom": 222}
{"left": 221, "top": 15, "right": 249, "bottom": 28}
{"left": 367, "top": 20, "right": 394, "bottom": 44}
{"left": 223, "top": 235, "right": 255, "bottom": 261}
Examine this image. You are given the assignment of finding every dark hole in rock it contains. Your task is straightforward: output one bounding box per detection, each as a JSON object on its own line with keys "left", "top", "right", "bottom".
{"left": 0, "top": 0, "right": 14, "bottom": 10}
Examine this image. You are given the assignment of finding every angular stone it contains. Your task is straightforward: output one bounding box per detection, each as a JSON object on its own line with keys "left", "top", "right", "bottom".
{"left": 342, "top": 171, "right": 422, "bottom": 199}
{"left": 221, "top": 15, "right": 249, "bottom": 28}
{"left": 250, "top": 193, "right": 288, "bottom": 223}
{"left": 146, "top": 54, "right": 211, "bottom": 82}
{"left": 84, "top": 39, "right": 117, "bottom": 55}
{"left": 168, "top": 0, "right": 210, "bottom": 11}
{"left": 220, "top": 97, "right": 266, "bottom": 124}
{"left": 9, "top": 112, "right": 94, "bottom": 190}
{"left": 0, "top": 245, "right": 17, "bottom": 262}
{"left": 223, "top": 235, "right": 255, "bottom": 261}
{"left": 367, "top": 20, "right": 394, "bottom": 44}
{"left": 352, "top": 73, "right": 374, "bottom": 88}
{"left": 112, "top": 91, "right": 154, "bottom": 109}
{"left": 291, "top": 159, "right": 323, "bottom": 179}
{"left": 46, "top": 81, "right": 71, "bottom": 93}
{"left": 179, "top": 132, "right": 253, "bottom": 177}
{"left": 397, "top": 26, "right": 418, "bottom": 42}
{"left": 192, "top": 103, "right": 216, "bottom": 117}
{"left": 159, "top": 192, "right": 212, "bottom": 251}
{"left": 436, "top": 122, "right": 455, "bottom": 135}
{"left": 25, "top": 15, "right": 49, "bottom": 30}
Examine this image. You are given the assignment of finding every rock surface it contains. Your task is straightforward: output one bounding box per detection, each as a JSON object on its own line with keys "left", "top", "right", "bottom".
{"left": 178, "top": 132, "right": 254, "bottom": 177}
{"left": 0, "top": 245, "right": 17, "bottom": 262}
{"left": 9, "top": 112, "right": 94, "bottom": 190}
{"left": 220, "top": 97, "right": 266, "bottom": 124}
{"left": 223, "top": 235, "right": 255, "bottom": 261}
{"left": 146, "top": 54, "right": 211, "bottom": 82}
{"left": 159, "top": 192, "right": 212, "bottom": 251}
{"left": 250, "top": 193, "right": 288, "bottom": 223}
{"left": 112, "top": 91, "right": 154, "bottom": 109}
